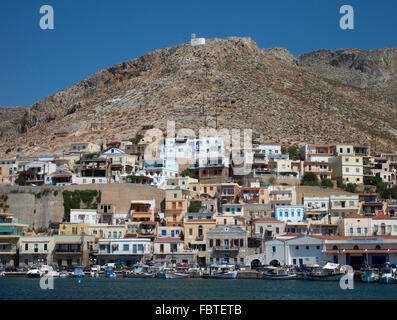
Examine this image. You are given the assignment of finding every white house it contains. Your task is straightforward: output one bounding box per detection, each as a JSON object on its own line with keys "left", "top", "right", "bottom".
{"left": 97, "top": 238, "right": 151, "bottom": 266}
{"left": 153, "top": 237, "right": 197, "bottom": 264}
{"left": 139, "top": 158, "right": 179, "bottom": 187}
{"left": 70, "top": 209, "right": 98, "bottom": 224}
{"left": 303, "top": 196, "right": 329, "bottom": 220}
{"left": 190, "top": 33, "right": 205, "bottom": 46}
{"left": 160, "top": 137, "right": 228, "bottom": 167}
{"left": 264, "top": 235, "right": 325, "bottom": 266}
{"left": 275, "top": 205, "right": 305, "bottom": 223}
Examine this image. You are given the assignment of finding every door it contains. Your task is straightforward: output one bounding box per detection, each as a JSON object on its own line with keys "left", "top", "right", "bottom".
{"left": 299, "top": 259, "right": 303, "bottom": 267}
{"left": 224, "top": 239, "right": 229, "bottom": 249}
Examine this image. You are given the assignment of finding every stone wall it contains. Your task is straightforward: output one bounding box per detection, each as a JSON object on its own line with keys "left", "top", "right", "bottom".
{"left": 0, "top": 183, "right": 165, "bottom": 229}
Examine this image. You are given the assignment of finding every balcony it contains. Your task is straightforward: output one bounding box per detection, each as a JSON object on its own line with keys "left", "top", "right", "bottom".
{"left": 0, "top": 244, "right": 17, "bottom": 254}
{"left": 211, "top": 246, "right": 239, "bottom": 251}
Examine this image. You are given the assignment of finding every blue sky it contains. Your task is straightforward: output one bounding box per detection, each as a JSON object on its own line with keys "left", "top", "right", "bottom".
{"left": 0, "top": 0, "right": 396, "bottom": 106}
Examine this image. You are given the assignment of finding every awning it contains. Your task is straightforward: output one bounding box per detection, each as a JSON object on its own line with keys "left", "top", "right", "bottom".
{"left": 56, "top": 241, "right": 82, "bottom": 245}
{"left": 53, "top": 175, "right": 72, "bottom": 179}
{"left": 99, "top": 243, "right": 110, "bottom": 246}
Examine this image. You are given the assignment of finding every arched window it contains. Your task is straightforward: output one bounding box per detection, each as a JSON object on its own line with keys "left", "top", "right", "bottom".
{"left": 260, "top": 227, "right": 264, "bottom": 234}
{"left": 198, "top": 225, "right": 203, "bottom": 237}
{"left": 353, "top": 245, "right": 359, "bottom": 250}
{"left": 376, "top": 245, "right": 381, "bottom": 250}
{"left": 381, "top": 223, "right": 386, "bottom": 235}
{"left": 333, "top": 245, "right": 338, "bottom": 250}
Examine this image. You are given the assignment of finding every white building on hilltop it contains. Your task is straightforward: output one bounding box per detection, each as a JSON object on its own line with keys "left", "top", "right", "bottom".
{"left": 191, "top": 33, "right": 205, "bottom": 46}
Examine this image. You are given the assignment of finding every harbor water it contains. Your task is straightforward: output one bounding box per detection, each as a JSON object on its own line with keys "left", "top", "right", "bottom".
{"left": 1, "top": 277, "right": 397, "bottom": 300}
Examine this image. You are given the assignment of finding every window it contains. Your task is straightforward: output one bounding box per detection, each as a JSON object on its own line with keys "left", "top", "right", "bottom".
{"left": 306, "top": 246, "right": 309, "bottom": 250}
{"left": 357, "top": 227, "right": 361, "bottom": 234}
{"left": 293, "top": 259, "right": 297, "bottom": 265}
{"left": 25, "top": 243, "right": 28, "bottom": 251}
{"left": 295, "top": 246, "right": 299, "bottom": 250}
{"left": 123, "top": 244, "right": 129, "bottom": 251}
{"left": 138, "top": 244, "right": 144, "bottom": 252}
{"left": 316, "top": 246, "right": 320, "bottom": 250}
{"left": 34, "top": 244, "right": 38, "bottom": 253}
{"left": 364, "top": 227, "right": 368, "bottom": 235}
{"left": 44, "top": 243, "right": 48, "bottom": 251}
{"left": 161, "top": 230, "right": 167, "bottom": 236}
{"left": 349, "top": 227, "right": 353, "bottom": 235}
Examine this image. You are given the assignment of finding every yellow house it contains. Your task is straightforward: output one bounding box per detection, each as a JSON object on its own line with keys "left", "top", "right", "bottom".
{"left": 71, "top": 142, "right": 101, "bottom": 154}
{"left": 19, "top": 236, "right": 55, "bottom": 266}
{"left": 88, "top": 224, "right": 126, "bottom": 239}
{"left": 165, "top": 188, "right": 191, "bottom": 226}
{"left": 0, "top": 165, "right": 14, "bottom": 185}
{"left": 331, "top": 155, "right": 364, "bottom": 186}
{"left": 184, "top": 214, "right": 216, "bottom": 264}
{"left": 58, "top": 222, "right": 89, "bottom": 235}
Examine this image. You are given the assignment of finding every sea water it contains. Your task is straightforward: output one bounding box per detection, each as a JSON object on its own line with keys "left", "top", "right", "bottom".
{"left": 1, "top": 278, "right": 397, "bottom": 300}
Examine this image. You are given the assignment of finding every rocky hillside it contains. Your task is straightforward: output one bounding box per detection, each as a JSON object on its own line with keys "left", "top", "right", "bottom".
{"left": 1, "top": 37, "right": 396, "bottom": 157}
{"left": 298, "top": 47, "right": 397, "bottom": 101}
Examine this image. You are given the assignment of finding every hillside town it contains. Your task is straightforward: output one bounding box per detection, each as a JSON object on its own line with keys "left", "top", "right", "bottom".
{"left": 1, "top": 132, "right": 397, "bottom": 276}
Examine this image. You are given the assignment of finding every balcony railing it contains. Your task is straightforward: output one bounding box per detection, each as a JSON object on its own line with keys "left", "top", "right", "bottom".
{"left": 211, "top": 246, "right": 239, "bottom": 251}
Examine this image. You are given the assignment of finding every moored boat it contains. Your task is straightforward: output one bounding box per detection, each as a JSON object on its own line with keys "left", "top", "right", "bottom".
{"left": 165, "top": 271, "right": 190, "bottom": 279}
{"left": 360, "top": 269, "right": 379, "bottom": 283}
{"left": 123, "top": 265, "right": 155, "bottom": 278}
{"left": 72, "top": 266, "right": 85, "bottom": 278}
{"left": 26, "top": 266, "right": 42, "bottom": 278}
{"left": 201, "top": 264, "right": 238, "bottom": 279}
{"left": 105, "top": 268, "right": 116, "bottom": 278}
{"left": 304, "top": 263, "right": 348, "bottom": 281}
{"left": 40, "top": 265, "right": 60, "bottom": 278}
{"left": 262, "top": 267, "right": 297, "bottom": 280}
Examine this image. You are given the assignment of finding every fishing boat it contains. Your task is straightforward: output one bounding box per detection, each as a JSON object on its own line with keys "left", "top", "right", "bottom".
{"left": 26, "top": 266, "right": 42, "bottom": 278}
{"left": 304, "top": 263, "right": 348, "bottom": 281}
{"left": 123, "top": 265, "right": 155, "bottom": 278}
{"left": 360, "top": 269, "right": 380, "bottom": 283}
{"left": 165, "top": 271, "right": 190, "bottom": 279}
{"left": 40, "top": 265, "right": 60, "bottom": 278}
{"left": 262, "top": 267, "right": 297, "bottom": 280}
{"left": 202, "top": 264, "right": 238, "bottom": 279}
{"left": 105, "top": 268, "right": 116, "bottom": 278}
{"left": 72, "top": 266, "right": 85, "bottom": 278}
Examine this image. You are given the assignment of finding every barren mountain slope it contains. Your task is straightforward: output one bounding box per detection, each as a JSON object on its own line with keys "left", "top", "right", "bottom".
{"left": 1, "top": 37, "right": 396, "bottom": 157}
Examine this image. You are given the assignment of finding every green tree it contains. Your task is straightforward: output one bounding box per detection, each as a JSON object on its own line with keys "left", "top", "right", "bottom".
{"left": 344, "top": 183, "right": 357, "bottom": 193}
{"left": 376, "top": 181, "right": 390, "bottom": 199}
{"left": 129, "top": 135, "right": 144, "bottom": 144}
{"left": 321, "top": 178, "right": 333, "bottom": 188}
{"left": 302, "top": 172, "right": 319, "bottom": 186}
{"left": 188, "top": 200, "right": 202, "bottom": 212}
{"left": 181, "top": 168, "right": 194, "bottom": 178}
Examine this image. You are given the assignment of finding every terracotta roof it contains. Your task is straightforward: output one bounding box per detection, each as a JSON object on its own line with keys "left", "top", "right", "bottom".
{"left": 371, "top": 215, "right": 397, "bottom": 220}
{"left": 343, "top": 213, "right": 368, "bottom": 219}
{"left": 279, "top": 233, "right": 305, "bottom": 237}
{"left": 312, "top": 235, "right": 397, "bottom": 240}
{"left": 254, "top": 217, "right": 282, "bottom": 223}
{"left": 323, "top": 249, "right": 397, "bottom": 254}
